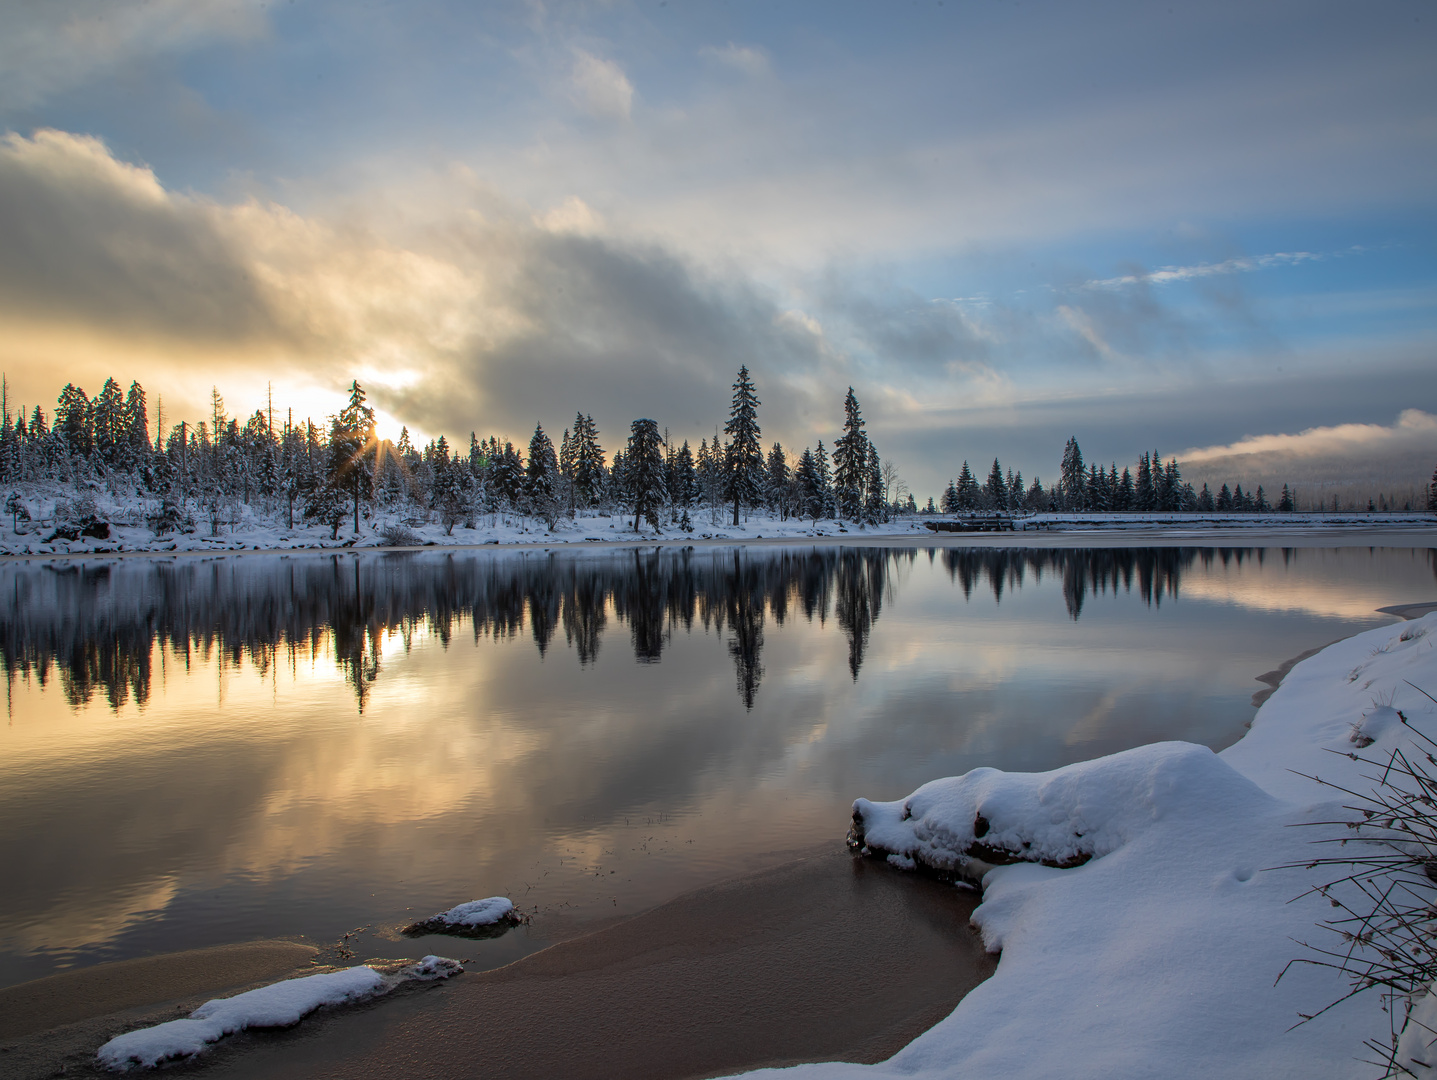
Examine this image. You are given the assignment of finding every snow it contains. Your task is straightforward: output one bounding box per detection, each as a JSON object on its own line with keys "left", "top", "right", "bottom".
{"left": 431, "top": 896, "right": 514, "bottom": 927}
{"left": 732, "top": 612, "right": 1437, "bottom": 1079}
{"left": 407, "top": 896, "right": 517, "bottom": 932}
{"left": 96, "top": 955, "right": 461, "bottom": 1070}
{"left": 0, "top": 477, "right": 1427, "bottom": 557}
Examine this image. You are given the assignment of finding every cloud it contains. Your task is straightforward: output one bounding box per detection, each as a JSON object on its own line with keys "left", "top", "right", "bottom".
{"left": 1083, "top": 250, "right": 1330, "bottom": 290}
{"left": 1181, "top": 409, "right": 1437, "bottom": 464}
{"left": 0, "top": 0, "right": 268, "bottom": 109}
{"left": 0, "top": 129, "right": 277, "bottom": 341}
{"left": 1178, "top": 409, "right": 1437, "bottom": 496}
{"left": 0, "top": 127, "right": 840, "bottom": 452}
{"left": 569, "top": 50, "right": 634, "bottom": 120}
{"left": 699, "top": 43, "right": 769, "bottom": 77}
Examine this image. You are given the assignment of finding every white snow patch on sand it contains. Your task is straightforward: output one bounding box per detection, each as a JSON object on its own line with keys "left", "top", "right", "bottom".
{"left": 734, "top": 612, "right": 1437, "bottom": 1079}
{"left": 96, "top": 955, "right": 461, "bottom": 1070}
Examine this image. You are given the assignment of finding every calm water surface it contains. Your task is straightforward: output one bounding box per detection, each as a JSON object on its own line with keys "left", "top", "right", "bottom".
{"left": 1, "top": 543, "right": 1433, "bottom": 988}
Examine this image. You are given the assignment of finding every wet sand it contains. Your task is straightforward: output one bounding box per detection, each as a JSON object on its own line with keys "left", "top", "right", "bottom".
{"left": 10, "top": 844, "right": 990, "bottom": 1080}
{"left": 203, "top": 844, "right": 990, "bottom": 1080}
{"left": 0, "top": 940, "right": 319, "bottom": 1078}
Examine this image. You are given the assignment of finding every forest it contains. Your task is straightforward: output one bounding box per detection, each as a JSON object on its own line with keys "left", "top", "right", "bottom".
{"left": 0, "top": 366, "right": 1427, "bottom": 543}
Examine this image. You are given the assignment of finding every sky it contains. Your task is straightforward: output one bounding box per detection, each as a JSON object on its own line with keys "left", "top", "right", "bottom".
{"left": 0, "top": 0, "right": 1433, "bottom": 500}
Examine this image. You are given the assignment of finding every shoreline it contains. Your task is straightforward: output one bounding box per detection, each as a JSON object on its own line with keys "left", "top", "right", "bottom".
{"left": 2, "top": 522, "right": 1434, "bottom": 564}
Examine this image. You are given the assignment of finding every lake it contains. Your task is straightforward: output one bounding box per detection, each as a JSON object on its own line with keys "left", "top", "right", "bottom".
{"left": 1, "top": 542, "right": 1433, "bottom": 989}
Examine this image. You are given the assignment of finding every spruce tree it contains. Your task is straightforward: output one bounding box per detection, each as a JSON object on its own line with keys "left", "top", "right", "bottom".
{"left": 985, "top": 458, "right": 1006, "bottom": 510}
{"left": 1060, "top": 437, "right": 1085, "bottom": 510}
{"left": 813, "top": 440, "right": 833, "bottom": 519}
{"left": 525, "top": 423, "right": 559, "bottom": 523}
{"left": 765, "top": 443, "right": 790, "bottom": 518}
{"left": 832, "top": 388, "right": 869, "bottom": 521}
{"left": 955, "top": 460, "right": 978, "bottom": 510}
{"left": 865, "top": 444, "right": 884, "bottom": 523}
{"left": 1134, "top": 453, "right": 1153, "bottom": 512}
{"left": 1278, "top": 483, "right": 1294, "bottom": 512}
{"left": 326, "top": 381, "right": 376, "bottom": 534}
{"left": 626, "top": 419, "right": 665, "bottom": 531}
{"left": 940, "top": 477, "right": 959, "bottom": 514}
{"left": 672, "top": 440, "right": 697, "bottom": 509}
{"left": 723, "top": 366, "right": 763, "bottom": 526}
{"left": 794, "top": 447, "right": 822, "bottom": 522}
{"left": 572, "top": 414, "right": 605, "bottom": 509}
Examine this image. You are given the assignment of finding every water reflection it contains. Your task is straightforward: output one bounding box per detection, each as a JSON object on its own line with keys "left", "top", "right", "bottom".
{"left": 6, "top": 546, "right": 1432, "bottom": 716}
{"left": 1, "top": 543, "right": 1433, "bottom": 987}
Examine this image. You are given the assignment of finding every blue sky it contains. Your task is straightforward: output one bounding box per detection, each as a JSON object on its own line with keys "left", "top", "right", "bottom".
{"left": 0, "top": 0, "right": 1433, "bottom": 498}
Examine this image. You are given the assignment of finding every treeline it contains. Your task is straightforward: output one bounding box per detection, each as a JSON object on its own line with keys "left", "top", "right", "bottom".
{"left": 935, "top": 437, "right": 1300, "bottom": 514}
{"left": 0, "top": 368, "right": 913, "bottom": 537}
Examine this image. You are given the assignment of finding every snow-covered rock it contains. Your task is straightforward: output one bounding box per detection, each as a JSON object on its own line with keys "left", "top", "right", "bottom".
{"left": 404, "top": 896, "right": 518, "bottom": 936}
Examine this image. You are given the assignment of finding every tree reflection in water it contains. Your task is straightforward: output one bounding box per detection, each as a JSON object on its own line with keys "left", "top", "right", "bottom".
{"left": 1, "top": 546, "right": 1243, "bottom": 713}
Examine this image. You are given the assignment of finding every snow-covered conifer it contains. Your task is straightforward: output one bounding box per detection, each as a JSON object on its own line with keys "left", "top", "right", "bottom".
{"left": 832, "top": 388, "right": 869, "bottom": 521}
{"left": 625, "top": 419, "right": 665, "bottom": 531}
{"left": 723, "top": 366, "right": 763, "bottom": 525}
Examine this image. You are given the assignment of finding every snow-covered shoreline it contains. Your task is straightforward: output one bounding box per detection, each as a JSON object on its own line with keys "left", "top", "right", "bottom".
{"left": 0, "top": 515, "right": 1432, "bottom": 563}
{"left": 0, "top": 477, "right": 1430, "bottom": 559}
{"left": 730, "top": 612, "right": 1437, "bottom": 1079}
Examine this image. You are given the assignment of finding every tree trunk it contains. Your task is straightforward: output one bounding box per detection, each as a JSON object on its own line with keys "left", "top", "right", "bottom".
{"left": 353, "top": 477, "right": 360, "bottom": 535}
{"left": 732, "top": 494, "right": 740, "bottom": 526}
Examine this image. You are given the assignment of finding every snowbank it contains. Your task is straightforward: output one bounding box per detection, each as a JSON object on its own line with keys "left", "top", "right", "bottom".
{"left": 404, "top": 896, "right": 518, "bottom": 936}
{"left": 738, "top": 612, "right": 1437, "bottom": 1079}
{"left": 96, "top": 955, "right": 461, "bottom": 1070}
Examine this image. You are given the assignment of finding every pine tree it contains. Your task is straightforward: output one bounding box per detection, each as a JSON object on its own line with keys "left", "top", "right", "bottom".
{"left": 1428, "top": 464, "right": 1437, "bottom": 513}
{"left": 864, "top": 444, "right": 884, "bottom": 523}
{"left": 832, "top": 388, "right": 870, "bottom": 521}
{"left": 940, "top": 477, "right": 960, "bottom": 514}
{"left": 670, "top": 440, "right": 696, "bottom": 509}
{"left": 794, "top": 447, "right": 822, "bottom": 521}
{"left": 1027, "top": 476, "right": 1045, "bottom": 509}
{"left": 1086, "top": 463, "right": 1105, "bottom": 511}
{"left": 724, "top": 366, "right": 763, "bottom": 526}
{"left": 56, "top": 384, "right": 92, "bottom": 458}
{"left": 1060, "top": 437, "right": 1085, "bottom": 510}
{"left": 1254, "top": 485, "right": 1269, "bottom": 512}
{"left": 1217, "top": 483, "right": 1233, "bottom": 511}
{"left": 764, "top": 443, "right": 790, "bottom": 518}
{"left": 626, "top": 419, "right": 665, "bottom": 531}
{"left": 525, "top": 422, "right": 559, "bottom": 524}
{"left": 1278, "top": 483, "right": 1294, "bottom": 512}
{"left": 1118, "top": 467, "right": 1135, "bottom": 511}
{"left": 985, "top": 458, "right": 1006, "bottom": 510}
{"left": 1134, "top": 453, "right": 1153, "bottom": 512}
{"left": 813, "top": 440, "right": 833, "bottom": 519}
{"left": 573, "top": 413, "right": 606, "bottom": 509}
{"left": 955, "top": 460, "right": 979, "bottom": 510}
{"left": 329, "top": 380, "right": 377, "bottom": 534}
{"left": 122, "top": 381, "right": 149, "bottom": 467}
{"left": 1197, "top": 483, "right": 1215, "bottom": 512}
